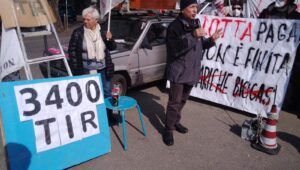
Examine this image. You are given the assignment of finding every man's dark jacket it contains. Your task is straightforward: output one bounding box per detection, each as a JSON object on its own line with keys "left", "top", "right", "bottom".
{"left": 68, "top": 24, "right": 116, "bottom": 77}
{"left": 166, "top": 15, "right": 215, "bottom": 85}
{"left": 259, "top": 2, "right": 300, "bottom": 19}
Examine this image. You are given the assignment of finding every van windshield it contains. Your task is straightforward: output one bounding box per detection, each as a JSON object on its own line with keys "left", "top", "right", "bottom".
{"left": 110, "top": 19, "right": 144, "bottom": 43}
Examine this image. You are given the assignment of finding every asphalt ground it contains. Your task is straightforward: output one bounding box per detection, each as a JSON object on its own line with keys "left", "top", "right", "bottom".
{"left": 68, "top": 82, "right": 300, "bottom": 170}
{"left": 0, "top": 23, "right": 300, "bottom": 170}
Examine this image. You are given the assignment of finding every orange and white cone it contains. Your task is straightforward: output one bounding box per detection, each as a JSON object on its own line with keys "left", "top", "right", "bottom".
{"left": 251, "top": 105, "right": 281, "bottom": 155}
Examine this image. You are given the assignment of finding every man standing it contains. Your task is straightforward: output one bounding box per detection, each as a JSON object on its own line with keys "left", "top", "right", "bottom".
{"left": 163, "top": 0, "right": 221, "bottom": 146}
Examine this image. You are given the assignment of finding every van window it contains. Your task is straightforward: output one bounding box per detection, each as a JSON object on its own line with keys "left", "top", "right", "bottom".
{"left": 143, "top": 22, "right": 169, "bottom": 47}
{"left": 110, "top": 19, "right": 143, "bottom": 43}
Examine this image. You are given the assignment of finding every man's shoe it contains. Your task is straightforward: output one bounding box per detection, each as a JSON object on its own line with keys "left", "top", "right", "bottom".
{"left": 175, "top": 124, "right": 188, "bottom": 134}
{"left": 163, "top": 131, "right": 174, "bottom": 146}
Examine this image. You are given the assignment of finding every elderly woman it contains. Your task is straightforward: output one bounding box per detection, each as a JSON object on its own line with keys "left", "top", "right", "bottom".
{"left": 68, "top": 7, "right": 116, "bottom": 98}
{"left": 68, "top": 7, "right": 117, "bottom": 123}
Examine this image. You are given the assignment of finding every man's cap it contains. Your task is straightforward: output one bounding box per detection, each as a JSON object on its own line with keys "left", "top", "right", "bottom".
{"left": 180, "top": 0, "right": 198, "bottom": 10}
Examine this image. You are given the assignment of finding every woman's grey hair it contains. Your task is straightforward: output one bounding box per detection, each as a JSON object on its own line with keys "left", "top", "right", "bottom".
{"left": 82, "top": 7, "right": 100, "bottom": 20}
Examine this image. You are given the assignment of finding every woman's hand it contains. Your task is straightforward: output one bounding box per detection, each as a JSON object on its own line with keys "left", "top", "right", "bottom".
{"left": 106, "top": 32, "right": 112, "bottom": 40}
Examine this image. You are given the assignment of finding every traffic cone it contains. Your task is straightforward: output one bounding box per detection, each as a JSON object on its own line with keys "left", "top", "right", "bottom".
{"left": 251, "top": 105, "right": 281, "bottom": 155}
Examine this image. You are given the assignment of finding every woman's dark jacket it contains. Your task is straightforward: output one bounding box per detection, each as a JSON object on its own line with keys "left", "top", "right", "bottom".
{"left": 68, "top": 24, "right": 116, "bottom": 78}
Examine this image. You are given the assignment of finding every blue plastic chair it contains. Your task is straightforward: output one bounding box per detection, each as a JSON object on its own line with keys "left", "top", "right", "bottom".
{"left": 105, "top": 96, "right": 147, "bottom": 150}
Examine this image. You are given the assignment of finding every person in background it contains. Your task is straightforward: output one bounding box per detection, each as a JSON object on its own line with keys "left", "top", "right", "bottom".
{"left": 259, "top": 0, "right": 300, "bottom": 117}
{"left": 163, "top": 0, "right": 222, "bottom": 146}
{"left": 259, "top": 0, "right": 300, "bottom": 19}
{"left": 198, "top": 0, "right": 231, "bottom": 16}
{"left": 68, "top": 7, "right": 117, "bottom": 123}
{"left": 227, "top": 0, "right": 244, "bottom": 17}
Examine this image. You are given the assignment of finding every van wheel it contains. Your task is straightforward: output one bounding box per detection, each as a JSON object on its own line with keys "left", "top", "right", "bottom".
{"left": 110, "top": 74, "right": 127, "bottom": 95}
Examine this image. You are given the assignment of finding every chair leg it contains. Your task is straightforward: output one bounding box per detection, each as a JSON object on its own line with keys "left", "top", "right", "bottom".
{"left": 121, "top": 110, "right": 127, "bottom": 151}
{"left": 136, "top": 105, "right": 147, "bottom": 136}
{"left": 116, "top": 110, "right": 120, "bottom": 127}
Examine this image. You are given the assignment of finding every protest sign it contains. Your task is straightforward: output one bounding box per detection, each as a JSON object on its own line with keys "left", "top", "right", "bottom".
{"left": 0, "top": 24, "right": 25, "bottom": 81}
{"left": 100, "top": 0, "right": 124, "bottom": 18}
{"left": 0, "top": 74, "right": 111, "bottom": 170}
{"left": 192, "top": 15, "right": 300, "bottom": 117}
{"left": 0, "top": 0, "right": 56, "bottom": 29}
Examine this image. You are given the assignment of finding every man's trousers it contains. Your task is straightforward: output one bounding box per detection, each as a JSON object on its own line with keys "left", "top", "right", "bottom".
{"left": 165, "top": 83, "right": 193, "bottom": 131}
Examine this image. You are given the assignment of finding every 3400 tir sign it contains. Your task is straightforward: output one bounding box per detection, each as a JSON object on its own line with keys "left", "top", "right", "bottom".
{"left": 14, "top": 76, "right": 104, "bottom": 152}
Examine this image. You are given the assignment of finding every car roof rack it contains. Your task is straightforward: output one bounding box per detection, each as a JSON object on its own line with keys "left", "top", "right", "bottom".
{"left": 118, "top": 9, "right": 179, "bottom": 17}
{"left": 99, "top": 9, "right": 178, "bottom": 25}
